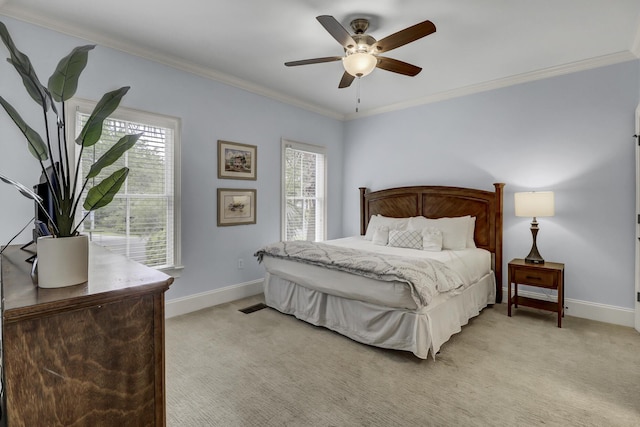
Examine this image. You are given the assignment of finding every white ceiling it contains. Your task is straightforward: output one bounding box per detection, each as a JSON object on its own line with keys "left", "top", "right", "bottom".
{"left": 1, "top": 0, "right": 639, "bottom": 120}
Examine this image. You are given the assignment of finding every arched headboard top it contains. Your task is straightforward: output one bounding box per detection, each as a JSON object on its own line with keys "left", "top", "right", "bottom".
{"left": 359, "top": 183, "right": 505, "bottom": 302}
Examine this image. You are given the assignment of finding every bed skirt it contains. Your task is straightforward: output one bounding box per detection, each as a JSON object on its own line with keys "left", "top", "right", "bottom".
{"left": 263, "top": 272, "right": 496, "bottom": 359}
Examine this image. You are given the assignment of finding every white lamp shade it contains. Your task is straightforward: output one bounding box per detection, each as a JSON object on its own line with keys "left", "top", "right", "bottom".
{"left": 342, "top": 53, "right": 377, "bottom": 77}
{"left": 514, "top": 191, "right": 555, "bottom": 218}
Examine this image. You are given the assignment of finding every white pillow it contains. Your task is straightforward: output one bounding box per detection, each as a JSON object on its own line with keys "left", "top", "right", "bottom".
{"left": 364, "top": 215, "right": 383, "bottom": 240}
{"left": 364, "top": 215, "right": 409, "bottom": 240}
{"left": 407, "top": 216, "right": 429, "bottom": 231}
{"left": 467, "top": 217, "right": 477, "bottom": 248}
{"left": 388, "top": 229, "right": 422, "bottom": 250}
{"left": 372, "top": 225, "right": 389, "bottom": 246}
{"left": 420, "top": 216, "right": 470, "bottom": 250}
{"left": 422, "top": 227, "right": 443, "bottom": 252}
{"left": 416, "top": 216, "right": 476, "bottom": 249}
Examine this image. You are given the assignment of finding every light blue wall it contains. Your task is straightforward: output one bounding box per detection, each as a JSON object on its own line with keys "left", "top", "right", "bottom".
{"left": 343, "top": 60, "right": 640, "bottom": 309}
{"left": 2, "top": 16, "right": 639, "bottom": 312}
{"left": 0, "top": 17, "right": 344, "bottom": 300}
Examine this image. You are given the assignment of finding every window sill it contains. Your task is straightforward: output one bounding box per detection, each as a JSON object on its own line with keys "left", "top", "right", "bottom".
{"left": 159, "top": 265, "right": 184, "bottom": 278}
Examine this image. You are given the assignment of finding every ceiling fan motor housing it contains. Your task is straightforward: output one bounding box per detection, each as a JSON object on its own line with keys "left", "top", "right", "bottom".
{"left": 347, "top": 34, "right": 377, "bottom": 54}
{"left": 350, "top": 18, "right": 370, "bottom": 34}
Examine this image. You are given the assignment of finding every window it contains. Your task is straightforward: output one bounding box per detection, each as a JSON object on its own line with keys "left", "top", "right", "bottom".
{"left": 282, "top": 139, "right": 326, "bottom": 241}
{"left": 67, "top": 99, "right": 182, "bottom": 272}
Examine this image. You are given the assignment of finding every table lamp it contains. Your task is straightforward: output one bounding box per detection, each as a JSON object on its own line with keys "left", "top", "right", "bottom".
{"left": 514, "top": 191, "right": 555, "bottom": 264}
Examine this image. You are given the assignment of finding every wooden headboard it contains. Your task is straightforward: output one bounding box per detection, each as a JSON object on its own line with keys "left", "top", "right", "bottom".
{"left": 359, "top": 183, "right": 505, "bottom": 303}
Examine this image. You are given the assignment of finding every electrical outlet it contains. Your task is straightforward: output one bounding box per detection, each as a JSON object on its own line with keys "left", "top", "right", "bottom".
{"left": 237, "top": 258, "right": 244, "bottom": 269}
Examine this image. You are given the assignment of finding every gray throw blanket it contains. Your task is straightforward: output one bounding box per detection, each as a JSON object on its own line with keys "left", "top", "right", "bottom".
{"left": 255, "top": 241, "right": 464, "bottom": 307}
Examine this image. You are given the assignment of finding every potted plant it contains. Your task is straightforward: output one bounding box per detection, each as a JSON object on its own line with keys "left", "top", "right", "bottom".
{"left": 0, "top": 21, "right": 141, "bottom": 287}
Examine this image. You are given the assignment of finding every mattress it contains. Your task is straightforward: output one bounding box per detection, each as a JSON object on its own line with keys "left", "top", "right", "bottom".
{"left": 260, "top": 236, "right": 492, "bottom": 310}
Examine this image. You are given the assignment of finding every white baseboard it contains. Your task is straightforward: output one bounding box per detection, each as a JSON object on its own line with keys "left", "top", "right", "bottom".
{"left": 503, "top": 287, "right": 635, "bottom": 327}
{"left": 165, "top": 279, "right": 264, "bottom": 318}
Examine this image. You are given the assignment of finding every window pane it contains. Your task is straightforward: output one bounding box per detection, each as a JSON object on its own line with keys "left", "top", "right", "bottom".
{"left": 75, "top": 107, "right": 177, "bottom": 269}
{"left": 283, "top": 142, "right": 326, "bottom": 242}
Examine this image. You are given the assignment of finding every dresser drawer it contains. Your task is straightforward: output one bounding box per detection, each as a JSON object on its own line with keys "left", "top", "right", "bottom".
{"left": 512, "top": 268, "right": 557, "bottom": 288}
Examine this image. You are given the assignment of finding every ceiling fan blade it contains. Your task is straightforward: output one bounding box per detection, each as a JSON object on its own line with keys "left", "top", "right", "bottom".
{"left": 376, "top": 57, "right": 422, "bottom": 76}
{"left": 317, "top": 15, "right": 357, "bottom": 49}
{"left": 374, "top": 20, "right": 436, "bottom": 54}
{"left": 338, "top": 72, "right": 355, "bottom": 89}
{"left": 285, "top": 56, "right": 343, "bottom": 67}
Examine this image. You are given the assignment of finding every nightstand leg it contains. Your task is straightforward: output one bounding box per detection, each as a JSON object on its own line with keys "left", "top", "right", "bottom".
{"left": 557, "top": 272, "right": 563, "bottom": 328}
{"left": 508, "top": 279, "right": 512, "bottom": 317}
{"left": 557, "top": 302, "right": 562, "bottom": 327}
{"left": 562, "top": 270, "right": 565, "bottom": 318}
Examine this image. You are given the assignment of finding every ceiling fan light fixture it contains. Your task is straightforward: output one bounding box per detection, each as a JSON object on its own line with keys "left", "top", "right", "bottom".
{"left": 343, "top": 53, "right": 377, "bottom": 77}
{"left": 286, "top": 16, "right": 436, "bottom": 89}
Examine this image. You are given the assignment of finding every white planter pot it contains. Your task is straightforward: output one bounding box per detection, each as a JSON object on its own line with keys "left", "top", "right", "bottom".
{"left": 36, "top": 234, "right": 89, "bottom": 288}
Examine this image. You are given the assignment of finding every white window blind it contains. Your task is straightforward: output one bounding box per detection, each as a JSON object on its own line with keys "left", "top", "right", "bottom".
{"left": 282, "top": 140, "right": 326, "bottom": 242}
{"left": 68, "top": 100, "right": 181, "bottom": 270}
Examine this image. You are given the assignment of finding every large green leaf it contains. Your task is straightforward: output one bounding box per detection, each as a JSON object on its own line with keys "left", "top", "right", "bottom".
{"left": 0, "top": 172, "right": 42, "bottom": 201}
{"left": 0, "top": 22, "right": 51, "bottom": 111}
{"left": 83, "top": 167, "right": 129, "bottom": 211}
{"left": 0, "top": 96, "right": 48, "bottom": 161}
{"left": 48, "top": 45, "right": 95, "bottom": 102}
{"left": 0, "top": 173, "right": 57, "bottom": 229}
{"left": 86, "top": 133, "right": 141, "bottom": 179}
{"left": 42, "top": 86, "right": 58, "bottom": 117}
{"left": 76, "top": 86, "right": 130, "bottom": 147}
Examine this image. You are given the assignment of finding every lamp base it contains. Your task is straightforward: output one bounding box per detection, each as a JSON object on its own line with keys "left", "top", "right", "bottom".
{"left": 525, "top": 255, "right": 545, "bottom": 265}
{"left": 524, "top": 218, "right": 545, "bottom": 264}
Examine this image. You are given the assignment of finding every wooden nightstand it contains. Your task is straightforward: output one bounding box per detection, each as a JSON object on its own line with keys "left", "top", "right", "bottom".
{"left": 507, "top": 258, "right": 565, "bottom": 327}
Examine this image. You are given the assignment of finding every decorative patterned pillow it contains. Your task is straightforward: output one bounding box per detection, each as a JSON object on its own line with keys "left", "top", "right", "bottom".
{"left": 388, "top": 229, "right": 423, "bottom": 250}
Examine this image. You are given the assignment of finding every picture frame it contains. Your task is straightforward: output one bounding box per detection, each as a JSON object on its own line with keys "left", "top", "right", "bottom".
{"left": 217, "top": 140, "right": 257, "bottom": 180}
{"left": 217, "top": 188, "right": 256, "bottom": 226}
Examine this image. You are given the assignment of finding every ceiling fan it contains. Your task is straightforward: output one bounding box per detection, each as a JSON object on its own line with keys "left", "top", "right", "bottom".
{"left": 285, "top": 15, "right": 436, "bottom": 88}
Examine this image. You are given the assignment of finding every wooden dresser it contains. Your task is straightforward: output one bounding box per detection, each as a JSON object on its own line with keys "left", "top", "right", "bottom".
{"left": 0, "top": 244, "right": 174, "bottom": 426}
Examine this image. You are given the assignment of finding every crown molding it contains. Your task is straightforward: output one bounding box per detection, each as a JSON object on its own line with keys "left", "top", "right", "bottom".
{"left": 2, "top": 9, "right": 637, "bottom": 123}
{"left": 0, "top": 9, "right": 344, "bottom": 121}
{"left": 345, "top": 51, "right": 638, "bottom": 120}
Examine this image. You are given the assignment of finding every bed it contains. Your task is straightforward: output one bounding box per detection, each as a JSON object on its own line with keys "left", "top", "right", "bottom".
{"left": 257, "top": 183, "right": 504, "bottom": 359}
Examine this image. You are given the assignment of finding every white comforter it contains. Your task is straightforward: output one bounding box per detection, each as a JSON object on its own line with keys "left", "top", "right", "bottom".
{"left": 258, "top": 236, "right": 491, "bottom": 310}
{"left": 256, "top": 239, "right": 465, "bottom": 307}
{"left": 327, "top": 237, "right": 491, "bottom": 286}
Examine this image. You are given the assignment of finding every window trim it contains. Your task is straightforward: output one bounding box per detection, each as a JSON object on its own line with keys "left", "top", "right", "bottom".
{"left": 65, "top": 98, "right": 183, "bottom": 275}
{"left": 281, "top": 138, "right": 327, "bottom": 242}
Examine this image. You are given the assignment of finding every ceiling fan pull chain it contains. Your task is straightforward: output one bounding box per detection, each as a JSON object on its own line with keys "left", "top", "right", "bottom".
{"left": 356, "top": 77, "right": 361, "bottom": 113}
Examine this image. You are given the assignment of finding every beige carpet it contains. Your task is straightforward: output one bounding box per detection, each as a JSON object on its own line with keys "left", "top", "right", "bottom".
{"left": 166, "top": 296, "right": 640, "bottom": 426}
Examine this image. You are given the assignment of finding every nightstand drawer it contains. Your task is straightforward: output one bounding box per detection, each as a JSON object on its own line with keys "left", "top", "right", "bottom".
{"left": 512, "top": 268, "right": 557, "bottom": 288}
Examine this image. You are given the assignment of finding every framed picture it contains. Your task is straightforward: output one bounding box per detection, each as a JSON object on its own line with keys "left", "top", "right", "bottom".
{"left": 218, "top": 140, "right": 257, "bottom": 180}
{"left": 217, "top": 188, "right": 256, "bottom": 226}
